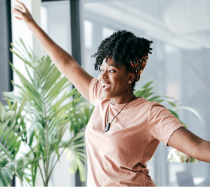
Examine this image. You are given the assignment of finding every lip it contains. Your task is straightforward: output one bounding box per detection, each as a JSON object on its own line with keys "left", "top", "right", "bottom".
{"left": 102, "top": 84, "right": 111, "bottom": 91}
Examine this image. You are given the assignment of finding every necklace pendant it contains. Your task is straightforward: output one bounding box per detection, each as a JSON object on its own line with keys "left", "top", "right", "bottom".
{"left": 105, "top": 123, "right": 111, "bottom": 132}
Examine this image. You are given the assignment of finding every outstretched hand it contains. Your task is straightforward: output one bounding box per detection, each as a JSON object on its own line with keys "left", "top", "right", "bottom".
{"left": 12, "top": 0, "right": 36, "bottom": 30}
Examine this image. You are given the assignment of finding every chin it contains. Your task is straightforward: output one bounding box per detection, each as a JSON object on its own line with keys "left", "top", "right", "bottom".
{"left": 102, "top": 92, "right": 113, "bottom": 99}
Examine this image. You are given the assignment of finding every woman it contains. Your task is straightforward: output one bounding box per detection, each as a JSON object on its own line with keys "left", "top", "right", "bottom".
{"left": 12, "top": 0, "right": 210, "bottom": 186}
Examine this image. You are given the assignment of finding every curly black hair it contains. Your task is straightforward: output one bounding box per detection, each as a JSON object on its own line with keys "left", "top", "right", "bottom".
{"left": 91, "top": 30, "right": 153, "bottom": 92}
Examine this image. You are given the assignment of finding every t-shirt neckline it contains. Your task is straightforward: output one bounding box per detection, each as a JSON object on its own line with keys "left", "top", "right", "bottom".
{"left": 109, "top": 97, "right": 145, "bottom": 109}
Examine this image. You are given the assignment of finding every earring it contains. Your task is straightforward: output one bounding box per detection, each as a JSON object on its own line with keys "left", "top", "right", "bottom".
{"left": 129, "top": 81, "right": 132, "bottom": 83}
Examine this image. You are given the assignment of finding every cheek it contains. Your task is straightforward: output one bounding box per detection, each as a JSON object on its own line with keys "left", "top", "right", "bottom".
{"left": 114, "top": 76, "right": 127, "bottom": 87}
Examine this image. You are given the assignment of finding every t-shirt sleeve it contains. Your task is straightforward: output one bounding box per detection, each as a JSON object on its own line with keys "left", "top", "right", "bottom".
{"left": 148, "top": 102, "right": 186, "bottom": 146}
{"left": 88, "top": 76, "right": 102, "bottom": 106}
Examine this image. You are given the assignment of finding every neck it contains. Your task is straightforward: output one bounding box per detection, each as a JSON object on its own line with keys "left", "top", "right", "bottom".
{"left": 110, "top": 94, "right": 137, "bottom": 105}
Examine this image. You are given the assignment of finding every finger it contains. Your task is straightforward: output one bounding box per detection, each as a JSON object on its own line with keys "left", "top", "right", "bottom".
{"left": 15, "top": 0, "right": 27, "bottom": 11}
{"left": 12, "top": 8, "right": 22, "bottom": 16}
{"left": 15, "top": 16, "right": 22, "bottom": 21}
{"left": 14, "top": 4, "right": 23, "bottom": 11}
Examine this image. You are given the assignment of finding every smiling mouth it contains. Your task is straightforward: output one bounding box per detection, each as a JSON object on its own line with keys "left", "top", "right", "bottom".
{"left": 102, "top": 85, "right": 111, "bottom": 90}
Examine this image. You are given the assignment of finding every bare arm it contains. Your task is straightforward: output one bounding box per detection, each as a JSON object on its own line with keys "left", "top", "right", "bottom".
{"left": 12, "top": 0, "right": 93, "bottom": 101}
{"left": 168, "top": 127, "right": 210, "bottom": 163}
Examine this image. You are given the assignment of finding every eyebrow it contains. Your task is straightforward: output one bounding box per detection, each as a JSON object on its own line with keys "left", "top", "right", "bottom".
{"left": 100, "top": 64, "right": 117, "bottom": 68}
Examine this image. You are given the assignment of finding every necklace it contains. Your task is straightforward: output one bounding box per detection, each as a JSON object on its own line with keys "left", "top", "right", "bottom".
{"left": 105, "top": 95, "right": 136, "bottom": 132}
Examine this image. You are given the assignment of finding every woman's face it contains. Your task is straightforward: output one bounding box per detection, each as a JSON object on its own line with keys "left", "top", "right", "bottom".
{"left": 99, "top": 57, "right": 135, "bottom": 99}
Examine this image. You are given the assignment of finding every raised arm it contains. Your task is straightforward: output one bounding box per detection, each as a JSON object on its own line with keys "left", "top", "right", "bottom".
{"left": 168, "top": 127, "right": 210, "bottom": 163}
{"left": 12, "top": 0, "right": 93, "bottom": 101}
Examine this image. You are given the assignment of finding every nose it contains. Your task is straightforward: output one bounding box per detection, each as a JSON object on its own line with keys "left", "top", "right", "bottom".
{"left": 100, "top": 69, "right": 108, "bottom": 79}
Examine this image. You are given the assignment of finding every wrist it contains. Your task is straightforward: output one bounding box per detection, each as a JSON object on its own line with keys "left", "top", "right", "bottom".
{"left": 28, "top": 20, "right": 38, "bottom": 30}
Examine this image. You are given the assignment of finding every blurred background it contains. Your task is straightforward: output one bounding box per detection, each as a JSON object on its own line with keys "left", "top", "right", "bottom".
{"left": 1, "top": 0, "right": 210, "bottom": 186}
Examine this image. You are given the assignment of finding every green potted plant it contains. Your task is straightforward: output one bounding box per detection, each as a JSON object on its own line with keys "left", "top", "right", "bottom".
{"left": 2, "top": 39, "right": 93, "bottom": 186}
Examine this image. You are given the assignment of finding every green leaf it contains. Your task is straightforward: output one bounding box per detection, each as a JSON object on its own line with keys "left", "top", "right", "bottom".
{"left": 141, "top": 81, "right": 154, "bottom": 89}
{"left": 0, "top": 125, "right": 6, "bottom": 137}
{"left": 0, "top": 177, "right": 5, "bottom": 186}
{"left": 9, "top": 49, "right": 32, "bottom": 68}
{"left": 46, "top": 76, "right": 69, "bottom": 99}
{"left": 29, "top": 131, "right": 35, "bottom": 147}
{"left": 5, "top": 130, "right": 15, "bottom": 148}
{"left": 8, "top": 135, "right": 19, "bottom": 151}
{"left": 76, "top": 157, "right": 86, "bottom": 182}
{"left": 155, "top": 99, "right": 165, "bottom": 103}
{"left": 143, "top": 92, "right": 154, "bottom": 99}
{"left": 2, "top": 128, "right": 11, "bottom": 145}
{"left": 5, "top": 110, "right": 15, "bottom": 122}
{"left": 10, "top": 63, "right": 42, "bottom": 104}
{"left": 0, "top": 102, "right": 6, "bottom": 123}
{"left": 10, "top": 101, "right": 17, "bottom": 112}
{"left": 3, "top": 166, "right": 14, "bottom": 179}
{"left": 168, "top": 109, "right": 179, "bottom": 119}
{"left": 179, "top": 119, "right": 188, "bottom": 128}
{"left": 0, "top": 171, "right": 9, "bottom": 186}
{"left": 48, "top": 92, "right": 68, "bottom": 112}
{"left": 11, "top": 41, "right": 30, "bottom": 64}
{"left": 13, "top": 140, "right": 22, "bottom": 158}
{"left": 54, "top": 139, "right": 59, "bottom": 159}
{"left": 6, "top": 98, "right": 12, "bottom": 109}
{"left": 24, "top": 62, "right": 35, "bottom": 84}
{"left": 16, "top": 99, "right": 26, "bottom": 120}
{"left": 163, "top": 95, "right": 175, "bottom": 99}
{"left": 8, "top": 111, "right": 16, "bottom": 129}
{"left": 134, "top": 89, "right": 144, "bottom": 96}
{"left": 66, "top": 149, "right": 77, "bottom": 173}
{"left": 173, "top": 106, "right": 205, "bottom": 127}
{"left": 167, "top": 101, "right": 177, "bottom": 108}
{"left": 140, "top": 85, "right": 158, "bottom": 97}
{"left": 0, "top": 143, "right": 12, "bottom": 160}
{"left": 19, "top": 38, "right": 36, "bottom": 63}
{"left": 43, "top": 65, "right": 61, "bottom": 92}
{"left": 57, "top": 121, "right": 70, "bottom": 143}
{"left": 147, "top": 95, "right": 162, "bottom": 102}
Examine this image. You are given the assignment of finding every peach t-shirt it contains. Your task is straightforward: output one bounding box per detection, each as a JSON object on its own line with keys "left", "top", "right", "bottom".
{"left": 85, "top": 77, "right": 185, "bottom": 186}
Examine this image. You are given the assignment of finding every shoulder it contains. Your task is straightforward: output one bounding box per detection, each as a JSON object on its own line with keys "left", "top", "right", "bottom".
{"left": 140, "top": 98, "right": 166, "bottom": 111}
{"left": 90, "top": 77, "right": 99, "bottom": 86}
{"left": 139, "top": 99, "right": 173, "bottom": 122}
{"left": 89, "top": 77, "right": 103, "bottom": 106}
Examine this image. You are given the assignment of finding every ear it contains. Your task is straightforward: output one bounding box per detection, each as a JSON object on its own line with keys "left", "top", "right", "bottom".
{"left": 127, "top": 72, "right": 136, "bottom": 83}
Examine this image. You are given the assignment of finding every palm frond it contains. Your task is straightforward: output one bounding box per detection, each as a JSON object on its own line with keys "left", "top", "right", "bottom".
{"left": 0, "top": 100, "right": 29, "bottom": 186}
{"left": 4, "top": 39, "right": 89, "bottom": 185}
